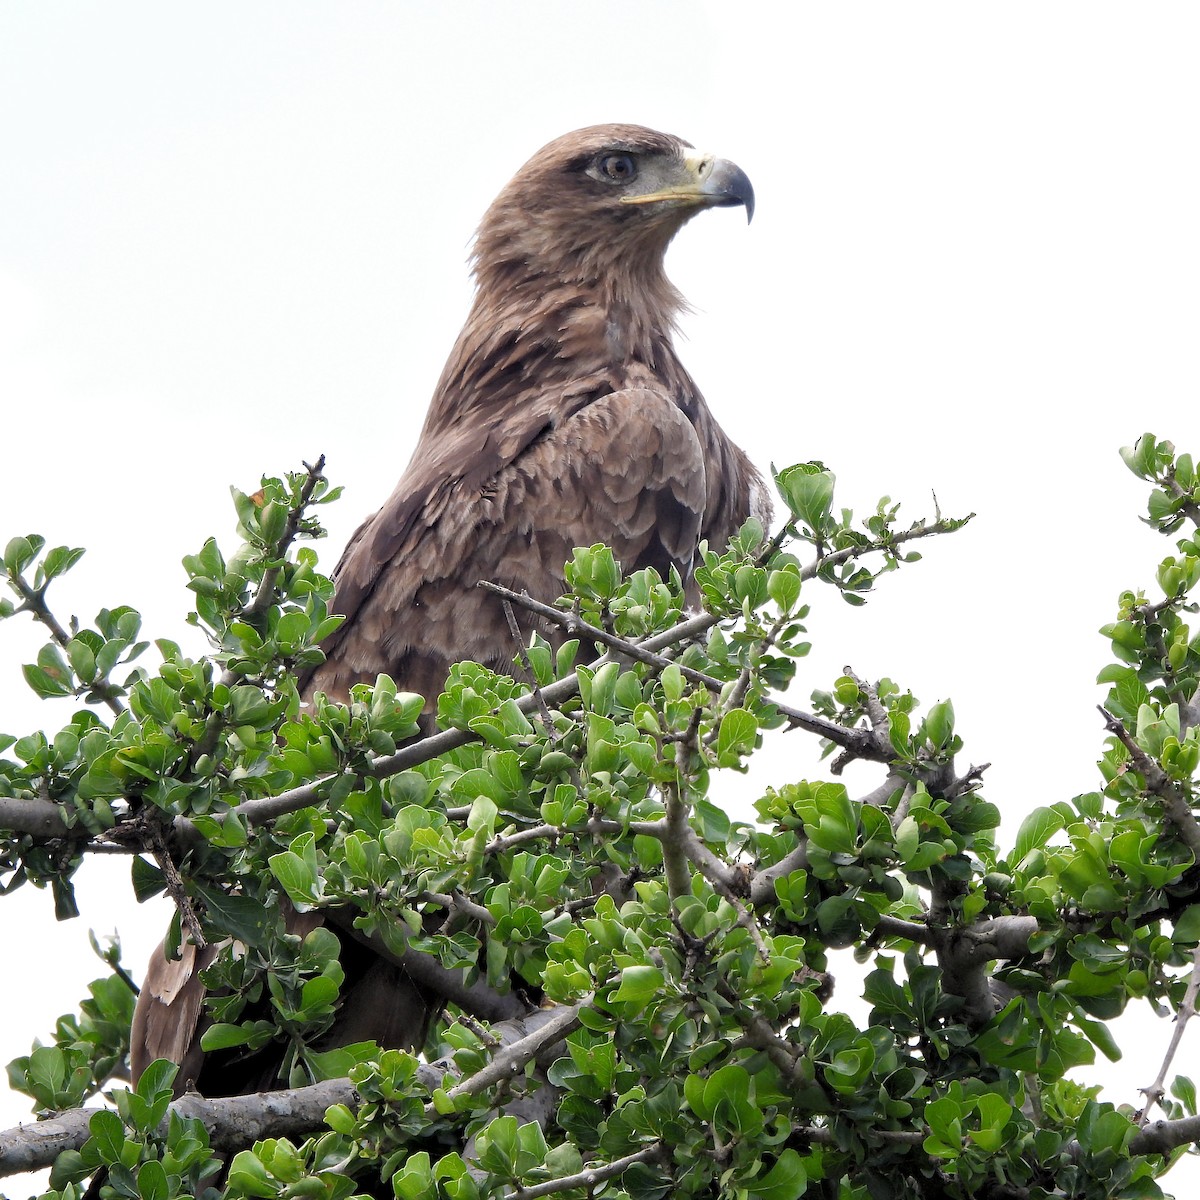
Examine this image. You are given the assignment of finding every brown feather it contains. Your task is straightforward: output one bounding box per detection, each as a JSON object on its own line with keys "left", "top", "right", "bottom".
{"left": 132, "top": 124, "right": 767, "bottom": 1100}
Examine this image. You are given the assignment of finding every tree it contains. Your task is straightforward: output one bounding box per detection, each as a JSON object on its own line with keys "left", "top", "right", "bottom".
{"left": 1, "top": 436, "right": 1198, "bottom": 1199}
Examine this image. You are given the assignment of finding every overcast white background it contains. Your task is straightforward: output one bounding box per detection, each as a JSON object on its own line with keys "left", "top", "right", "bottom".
{"left": 1, "top": 3, "right": 1198, "bottom": 1195}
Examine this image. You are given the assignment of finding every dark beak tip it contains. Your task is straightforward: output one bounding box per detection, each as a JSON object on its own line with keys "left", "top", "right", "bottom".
{"left": 723, "top": 162, "right": 755, "bottom": 225}
{"left": 706, "top": 158, "right": 755, "bottom": 226}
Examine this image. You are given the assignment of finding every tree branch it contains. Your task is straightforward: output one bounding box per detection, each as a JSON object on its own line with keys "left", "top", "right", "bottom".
{"left": 748, "top": 841, "right": 810, "bottom": 907}
{"left": 436, "top": 1000, "right": 588, "bottom": 1107}
{"left": 513, "top": 1144, "right": 664, "bottom": 1199}
{"left": 0, "top": 1002, "right": 588, "bottom": 1179}
{"left": 5, "top": 514, "right": 963, "bottom": 854}
{"left": 1099, "top": 706, "right": 1200, "bottom": 859}
{"left": 1162, "top": 468, "right": 1200, "bottom": 530}
{"left": 0, "top": 1080, "right": 358, "bottom": 1178}
{"left": 0, "top": 795, "right": 75, "bottom": 839}
{"left": 5, "top": 573, "right": 126, "bottom": 719}
{"left": 874, "top": 914, "right": 934, "bottom": 944}
{"left": 1129, "top": 1113, "right": 1200, "bottom": 1156}
{"left": 243, "top": 456, "right": 327, "bottom": 622}
{"left": 478, "top": 578, "right": 890, "bottom": 762}
{"left": 1138, "top": 942, "right": 1200, "bottom": 1124}
{"left": 188, "top": 611, "right": 724, "bottom": 842}
{"left": 326, "top": 910, "right": 526, "bottom": 1023}
{"left": 936, "top": 916, "right": 1039, "bottom": 1029}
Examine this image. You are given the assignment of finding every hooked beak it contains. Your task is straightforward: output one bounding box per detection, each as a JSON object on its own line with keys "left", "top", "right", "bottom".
{"left": 620, "top": 148, "right": 755, "bottom": 223}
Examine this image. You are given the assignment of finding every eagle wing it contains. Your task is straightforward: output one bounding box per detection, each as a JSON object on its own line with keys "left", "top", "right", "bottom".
{"left": 303, "top": 385, "right": 709, "bottom": 704}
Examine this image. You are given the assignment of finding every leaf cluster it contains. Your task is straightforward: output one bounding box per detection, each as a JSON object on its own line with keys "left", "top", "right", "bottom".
{"left": 1, "top": 445, "right": 1199, "bottom": 1199}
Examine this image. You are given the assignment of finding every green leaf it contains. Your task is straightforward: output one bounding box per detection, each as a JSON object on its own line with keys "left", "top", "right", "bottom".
{"left": 775, "top": 463, "right": 835, "bottom": 531}
{"left": 136, "top": 1059, "right": 178, "bottom": 1102}
{"left": 1012, "top": 805, "right": 1067, "bottom": 866}
{"left": 88, "top": 1108, "right": 128, "bottom": 1164}
{"left": 137, "top": 1159, "right": 168, "bottom": 1200}
{"left": 717, "top": 708, "right": 758, "bottom": 765}
{"left": 767, "top": 567, "right": 802, "bottom": 614}
{"left": 4, "top": 533, "right": 44, "bottom": 574}
{"left": 200, "top": 1023, "right": 264, "bottom": 1051}
{"left": 750, "top": 1149, "right": 808, "bottom": 1200}
{"left": 610, "top": 964, "right": 664, "bottom": 1011}
{"left": 268, "top": 850, "right": 321, "bottom": 910}
{"left": 42, "top": 545, "right": 86, "bottom": 581}
{"left": 131, "top": 857, "right": 167, "bottom": 903}
{"left": 193, "top": 884, "right": 272, "bottom": 947}
{"left": 393, "top": 1151, "right": 435, "bottom": 1200}
{"left": 23, "top": 662, "right": 72, "bottom": 698}
{"left": 1173, "top": 905, "right": 1200, "bottom": 945}
{"left": 226, "top": 1149, "right": 281, "bottom": 1197}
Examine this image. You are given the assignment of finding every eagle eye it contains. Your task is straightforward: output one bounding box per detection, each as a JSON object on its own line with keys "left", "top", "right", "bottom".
{"left": 597, "top": 152, "right": 637, "bottom": 183}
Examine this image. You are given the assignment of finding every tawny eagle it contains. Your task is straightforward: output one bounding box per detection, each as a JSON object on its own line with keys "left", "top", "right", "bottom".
{"left": 131, "top": 123, "right": 767, "bottom": 1093}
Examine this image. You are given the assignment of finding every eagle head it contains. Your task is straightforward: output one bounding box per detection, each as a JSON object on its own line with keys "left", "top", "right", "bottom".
{"left": 471, "top": 124, "right": 754, "bottom": 298}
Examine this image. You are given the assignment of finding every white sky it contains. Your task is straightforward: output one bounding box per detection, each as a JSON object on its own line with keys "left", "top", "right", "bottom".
{"left": 1, "top": 2, "right": 1198, "bottom": 1194}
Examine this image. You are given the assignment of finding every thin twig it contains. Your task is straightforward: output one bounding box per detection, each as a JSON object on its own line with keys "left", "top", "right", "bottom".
{"left": 662, "top": 712, "right": 702, "bottom": 902}
{"left": 479, "top": 579, "right": 890, "bottom": 762}
{"left": 485, "top": 824, "right": 561, "bottom": 856}
{"left": 1099, "top": 706, "right": 1200, "bottom": 858}
{"left": 422, "top": 889, "right": 496, "bottom": 927}
{"left": 243, "top": 456, "right": 328, "bottom": 622}
{"left": 189, "top": 457, "right": 330, "bottom": 770}
{"left": 499, "top": 596, "right": 559, "bottom": 733}
{"left": 1163, "top": 469, "right": 1200, "bottom": 529}
{"left": 1138, "top": 943, "right": 1200, "bottom": 1125}
{"left": 145, "top": 822, "right": 206, "bottom": 950}
{"left": 6, "top": 574, "right": 125, "bottom": 718}
{"left": 452, "top": 1010, "right": 502, "bottom": 1050}
{"left": 513, "top": 1144, "right": 665, "bottom": 1199}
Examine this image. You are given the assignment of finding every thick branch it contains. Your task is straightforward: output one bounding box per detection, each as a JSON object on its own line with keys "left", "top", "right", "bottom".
{"left": 0, "top": 795, "right": 74, "bottom": 839}
{"left": 731, "top": 1010, "right": 805, "bottom": 1080}
{"left": 0, "top": 1080, "right": 357, "bottom": 1178}
{"left": 327, "top": 910, "right": 526, "bottom": 1023}
{"left": 1129, "top": 1113, "right": 1200, "bottom": 1156}
{"left": 748, "top": 842, "right": 810, "bottom": 907}
{"left": 874, "top": 914, "right": 934, "bottom": 944}
{"left": 937, "top": 915, "right": 1039, "bottom": 1029}
{"left": 0, "top": 1002, "right": 587, "bottom": 1179}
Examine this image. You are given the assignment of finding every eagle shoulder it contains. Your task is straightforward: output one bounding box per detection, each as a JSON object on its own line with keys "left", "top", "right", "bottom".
{"left": 303, "top": 386, "right": 708, "bottom": 704}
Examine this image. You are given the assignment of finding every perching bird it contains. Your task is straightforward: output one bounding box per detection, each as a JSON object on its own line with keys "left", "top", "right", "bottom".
{"left": 301, "top": 123, "right": 769, "bottom": 707}
{"left": 130, "top": 123, "right": 768, "bottom": 1095}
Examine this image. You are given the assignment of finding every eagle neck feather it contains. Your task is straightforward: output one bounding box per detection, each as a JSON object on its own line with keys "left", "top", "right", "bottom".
{"left": 421, "top": 254, "right": 696, "bottom": 440}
